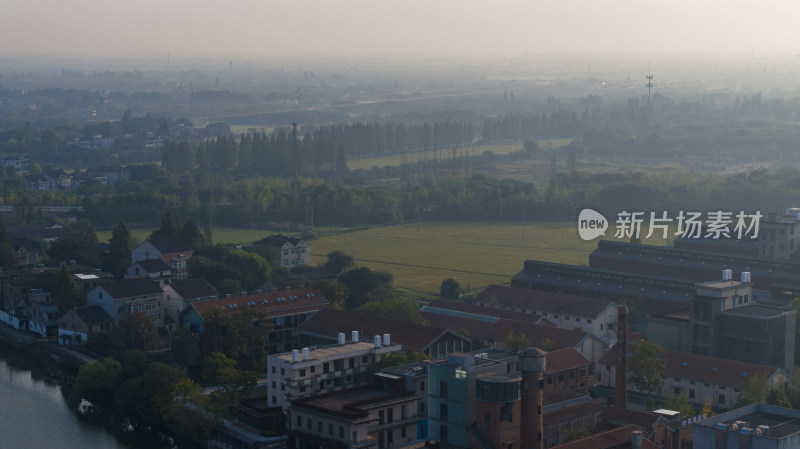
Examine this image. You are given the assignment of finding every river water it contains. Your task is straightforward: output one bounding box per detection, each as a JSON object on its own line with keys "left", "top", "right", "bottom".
{"left": 0, "top": 345, "right": 133, "bottom": 449}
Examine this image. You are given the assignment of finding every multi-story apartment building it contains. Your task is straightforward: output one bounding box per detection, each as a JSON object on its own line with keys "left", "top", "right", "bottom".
{"left": 288, "top": 383, "right": 422, "bottom": 449}
{"left": 267, "top": 332, "right": 402, "bottom": 411}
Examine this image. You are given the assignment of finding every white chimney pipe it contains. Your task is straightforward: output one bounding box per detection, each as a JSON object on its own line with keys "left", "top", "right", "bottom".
{"left": 722, "top": 269, "right": 732, "bottom": 281}
{"left": 291, "top": 349, "right": 299, "bottom": 363}
{"left": 374, "top": 335, "right": 382, "bottom": 347}
{"left": 383, "top": 333, "right": 391, "bottom": 346}
{"left": 352, "top": 330, "right": 359, "bottom": 343}
{"left": 302, "top": 347, "right": 310, "bottom": 360}
{"left": 338, "top": 333, "right": 345, "bottom": 345}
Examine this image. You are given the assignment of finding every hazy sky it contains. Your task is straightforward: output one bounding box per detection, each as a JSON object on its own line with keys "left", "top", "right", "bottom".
{"left": 1, "top": 0, "right": 798, "bottom": 59}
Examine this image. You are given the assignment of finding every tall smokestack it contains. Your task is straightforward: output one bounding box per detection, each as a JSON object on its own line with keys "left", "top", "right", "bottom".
{"left": 614, "top": 306, "right": 629, "bottom": 409}
{"left": 520, "top": 347, "right": 546, "bottom": 449}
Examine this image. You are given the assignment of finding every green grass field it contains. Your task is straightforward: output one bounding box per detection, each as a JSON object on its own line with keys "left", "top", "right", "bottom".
{"left": 309, "top": 220, "right": 673, "bottom": 297}
{"left": 346, "top": 139, "right": 572, "bottom": 171}
{"left": 98, "top": 220, "right": 670, "bottom": 299}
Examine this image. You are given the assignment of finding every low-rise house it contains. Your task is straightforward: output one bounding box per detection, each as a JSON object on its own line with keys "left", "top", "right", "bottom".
{"left": 252, "top": 234, "right": 310, "bottom": 269}
{"left": 552, "top": 425, "right": 658, "bottom": 449}
{"left": 162, "top": 278, "right": 218, "bottom": 324}
{"left": 3, "top": 156, "right": 29, "bottom": 174}
{"left": 599, "top": 342, "right": 791, "bottom": 410}
{"left": 131, "top": 237, "right": 193, "bottom": 279}
{"left": 87, "top": 278, "right": 165, "bottom": 324}
{"left": 125, "top": 258, "right": 173, "bottom": 286}
{"left": 57, "top": 304, "right": 113, "bottom": 344}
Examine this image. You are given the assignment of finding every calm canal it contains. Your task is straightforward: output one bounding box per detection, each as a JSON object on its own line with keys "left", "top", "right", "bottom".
{"left": 0, "top": 345, "right": 133, "bottom": 449}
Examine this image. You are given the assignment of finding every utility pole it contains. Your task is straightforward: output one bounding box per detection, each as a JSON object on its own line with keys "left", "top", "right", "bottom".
{"left": 646, "top": 74, "right": 654, "bottom": 126}
{"left": 292, "top": 122, "right": 298, "bottom": 180}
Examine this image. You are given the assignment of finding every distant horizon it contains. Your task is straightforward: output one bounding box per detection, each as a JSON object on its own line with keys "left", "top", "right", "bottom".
{"left": 2, "top": 0, "right": 798, "bottom": 61}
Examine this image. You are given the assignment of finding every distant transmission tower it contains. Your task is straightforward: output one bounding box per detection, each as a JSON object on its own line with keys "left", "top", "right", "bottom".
{"left": 646, "top": 74, "right": 654, "bottom": 126}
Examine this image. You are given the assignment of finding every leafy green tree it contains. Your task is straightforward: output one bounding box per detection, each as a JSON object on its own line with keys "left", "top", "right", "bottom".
{"left": 628, "top": 342, "right": 667, "bottom": 404}
{"left": 151, "top": 211, "right": 180, "bottom": 238}
{"left": 338, "top": 267, "right": 393, "bottom": 310}
{"left": 74, "top": 357, "right": 122, "bottom": 407}
{"left": 664, "top": 391, "right": 695, "bottom": 415}
{"left": 203, "top": 306, "right": 271, "bottom": 371}
{"left": 170, "top": 327, "right": 200, "bottom": 368}
{"left": 765, "top": 388, "right": 792, "bottom": 408}
{"left": 105, "top": 222, "right": 134, "bottom": 278}
{"left": 55, "top": 264, "right": 84, "bottom": 313}
{"left": 181, "top": 219, "right": 207, "bottom": 250}
{"left": 117, "top": 361, "right": 184, "bottom": 426}
{"left": 504, "top": 330, "right": 532, "bottom": 352}
{"left": 356, "top": 298, "right": 425, "bottom": 324}
{"left": 440, "top": 278, "right": 461, "bottom": 300}
{"left": 315, "top": 279, "right": 347, "bottom": 309}
{"left": 324, "top": 250, "right": 354, "bottom": 276}
{"left": 114, "top": 312, "right": 157, "bottom": 352}
{"left": 0, "top": 217, "right": 17, "bottom": 270}
{"left": 203, "top": 352, "right": 258, "bottom": 403}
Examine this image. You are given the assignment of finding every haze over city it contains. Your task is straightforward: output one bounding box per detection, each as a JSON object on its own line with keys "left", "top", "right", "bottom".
{"left": 2, "top": 0, "right": 799, "bottom": 59}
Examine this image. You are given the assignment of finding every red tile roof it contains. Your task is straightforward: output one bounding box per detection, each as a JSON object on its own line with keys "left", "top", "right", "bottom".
{"left": 300, "top": 308, "right": 468, "bottom": 354}
{"left": 477, "top": 284, "right": 615, "bottom": 318}
{"left": 420, "top": 311, "right": 591, "bottom": 351}
{"left": 545, "top": 348, "right": 591, "bottom": 374}
{"left": 599, "top": 342, "right": 784, "bottom": 389}
{"left": 426, "top": 299, "right": 544, "bottom": 322}
{"left": 190, "top": 287, "right": 327, "bottom": 318}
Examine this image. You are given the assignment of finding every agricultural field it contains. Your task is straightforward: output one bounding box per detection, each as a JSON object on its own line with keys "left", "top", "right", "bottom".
{"left": 309, "top": 220, "right": 672, "bottom": 297}
{"left": 346, "top": 139, "right": 572, "bottom": 171}
{"left": 98, "top": 221, "right": 671, "bottom": 300}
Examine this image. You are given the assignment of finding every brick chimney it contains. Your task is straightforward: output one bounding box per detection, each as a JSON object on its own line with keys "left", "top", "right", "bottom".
{"left": 614, "top": 306, "right": 628, "bottom": 409}
{"left": 520, "top": 347, "right": 546, "bottom": 449}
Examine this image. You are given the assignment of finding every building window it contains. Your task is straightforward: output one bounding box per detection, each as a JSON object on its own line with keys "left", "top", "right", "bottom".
{"left": 570, "top": 371, "right": 575, "bottom": 379}
{"left": 323, "top": 363, "right": 329, "bottom": 373}
{"left": 587, "top": 319, "right": 592, "bottom": 324}
{"left": 307, "top": 418, "right": 312, "bottom": 430}
{"left": 485, "top": 412, "right": 491, "bottom": 423}
{"left": 387, "top": 408, "right": 393, "bottom": 423}
{"left": 558, "top": 374, "right": 564, "bottom": 382}
{"left": 420, "top": 380, "right": 425, "bottom": 392}
{"left": 718, "top": 393, "right": 726, "bottom": 405}
{"left": 300, "top": 369, "right": 306, "bottom": 377}
{"left": 401, "top": 426, "right": 407, "bottom": 438}
{"left": 440, "top": 381, "right": 448, "bottom": 399}
{"left": 310, "top": 366, "right": 315, "bottom": 373}
{"left": 362, "top": 355, "right": 368, "bottom": 363}
{"left": 349, "top": 358, "right": 355, "bottom": 369}
{"left": 689, "top": 389, "right": 696, "bottom": 399}
{"left": 340, "top": 426, "right": 344, "bottom": 438}
{"left": 329, "top": 423, "right": 333, "bottom": 436}
{"left": 379, "top": 411, "right": 384, "bottom": 425}
{"left": 440, "top": 404, "right": 448, "bottom": 420}
{"left": 318, "top": 421, "right": 322, "bottom": 433}
{"left": 296, "top": 415, "right": 302, "bottom": 427}
{"left": 440, "top": 425, "right": 448, "bottom": 443}
{"left": 547, "top": 376, "right": 553, "bottom": 385}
